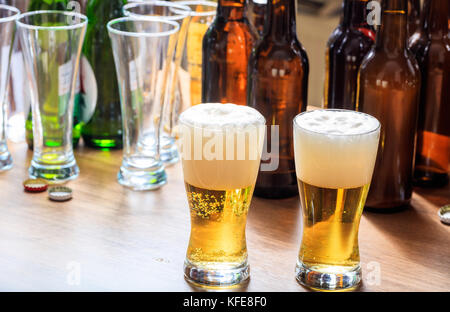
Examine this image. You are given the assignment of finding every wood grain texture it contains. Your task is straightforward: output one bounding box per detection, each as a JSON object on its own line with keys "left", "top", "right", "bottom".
{"left": 0, "top": 142, "right": 449, "bottom": 292}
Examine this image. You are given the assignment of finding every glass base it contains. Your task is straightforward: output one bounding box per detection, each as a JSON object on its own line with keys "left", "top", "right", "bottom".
{"left": 118, "top": 163, "right": 167, "bottom": 191}
{"left": 160, "top": 143, "right": 179, "bottom": 166}
{"left": 0, "top": 150, "right": 13, "bottom": 171}
{"left": 140, "top": 133, "right": 179, "bottom": 166}
{"left": 295, "top": 261, "right": 361, "bottom": 291}
{"left": 184, "top": 259, "right": 250, "bottom": 288}
{"left": 29, "top": 159, "right": 79, "bottom": 182}
{"left": 82, "top": 134, "right": 123, "bottom": 149}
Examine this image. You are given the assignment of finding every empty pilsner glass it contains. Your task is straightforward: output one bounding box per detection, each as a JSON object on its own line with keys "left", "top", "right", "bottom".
{"left": 108, "top": 17, "right": 179, "bottom": 191}
{"left": 293, "top": 109, "right": 380, "bottom": 291}
{"left": 0, "top": 4, "right": 19, "bottom": 171}
{"left": 123, "top": 1, "right": 192, "bottom": 166}
{"left": 17, "top": 11, "right": 87, "bottom": 181}
{"left": 3, "top": 1, "right": 30, "bottom": 144}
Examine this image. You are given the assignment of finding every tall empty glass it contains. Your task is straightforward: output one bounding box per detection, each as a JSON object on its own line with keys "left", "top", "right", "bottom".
{"left": 108, "top": 17, "right": 179, "bottom": 191}
{"left": 0, "top": 4, "right": 19, "bottom": 171}
{"left": 3, "top": 1, "right": 30, "bottom": 144}
{"left": 17, "top": 11, "right": 87, "bottom": 181}
{"left": 123, "top": 1, "right": 192, "bottom": 166}
{"left": 293, "top": 109, "right": 380, "bottom": 291}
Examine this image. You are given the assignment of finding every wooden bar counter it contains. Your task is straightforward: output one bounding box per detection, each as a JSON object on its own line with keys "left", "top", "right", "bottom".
{"left": 0, "top": 142, "right": 449, "bottom": 291}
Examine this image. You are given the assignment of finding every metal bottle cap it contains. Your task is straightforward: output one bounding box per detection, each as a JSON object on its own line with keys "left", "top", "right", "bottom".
{"left": 23, "top": 178, "right": 48, "bottom": 193}
{"left": 48, "top": 186, "right": 73, "bottom": 202}
{"left": 438, "top": 205, "right": 450, "bottom": 225}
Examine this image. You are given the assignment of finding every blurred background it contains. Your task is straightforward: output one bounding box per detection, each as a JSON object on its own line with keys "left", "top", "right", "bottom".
{"left": 296, "top": 0, "right": 342, "bottom": 107}
{"left": 0, "top": 0, "right": 346, "bottom": 111}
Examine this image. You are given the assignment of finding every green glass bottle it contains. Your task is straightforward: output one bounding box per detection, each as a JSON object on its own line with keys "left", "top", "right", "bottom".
{"left": 26, "top": 0, "right": 83, "bottom": 149}
{"left": 80, "top": 0, "right": 125, "bottom": 149}
{"left": 28, "top": 0, "right": 67, "bottom": 11}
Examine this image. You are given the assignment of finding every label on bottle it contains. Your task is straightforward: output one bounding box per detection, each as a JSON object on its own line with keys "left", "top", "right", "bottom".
{"left": 73, "top": 62, "right": 82, "bottom": 124}
{"left": 58, "top": 61, "right": 72, "bottom": 97}
{"left": 129, "top": 60, "right": 138, "bottom": 91}
{"left": 357, "top": 28, "right": 376, "bottom": 42}
{"left": 75, "top": 68, "right": 81, "bottom": 94}
{"left": 80, "top": 56, "right": 98, "bottom": 123}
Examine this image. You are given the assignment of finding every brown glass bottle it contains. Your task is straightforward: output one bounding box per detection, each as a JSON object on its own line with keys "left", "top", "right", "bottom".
{"left": 323, "top": 3, "right": 345, "bottom": 109}
{"left": 202, "top": 0, "right": 255, "bottom": 105}
{"left": 248, "top": 0, "right": 309, "bottom": 199}
{"left": 325, "top": 2, "right": 347, "bottom": 61}
{"left": 412, "top": 0, "right": 450, "bottom": 187}
{"left": 357, "top": 0, "right": 421, "bottom": 209}
{"left": 324, "top": 0, "right": 375, "bottom": 110}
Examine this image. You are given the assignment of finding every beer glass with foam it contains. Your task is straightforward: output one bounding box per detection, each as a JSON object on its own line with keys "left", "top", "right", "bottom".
{"left": 178, "top": 103, "right": 265, "bottom": 287}
{"left": 294, "top": 109, "right": 380, "bottom": 291}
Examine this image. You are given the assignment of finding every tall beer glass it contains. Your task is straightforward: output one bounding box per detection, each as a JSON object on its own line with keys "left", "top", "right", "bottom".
{"left": 108, "top": 17, "right": 180, "bottom": 191}
{"left": 3, "top": 1, "right": 30, "bottom": 144}
{"left": 179, "top": 103, "right": 265, "bottom": 287}
{"left": 123, "top": 1, "right": 192, "bottom": 166}
{"left": 18, "top": 11, "right": 87, "bottom": 181}
{"left": 294, "top": 109, "right": 380, "bottom": 291}
{"left": 0, "top": 4, "right": 19, "bottom": 171}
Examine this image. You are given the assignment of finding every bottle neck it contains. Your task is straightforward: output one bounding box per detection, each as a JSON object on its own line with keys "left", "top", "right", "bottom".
{"left": 265, "top": 0, "right": 297, "bottom": 41}
{"left": 407, "top": 0, "right": 421, "bottom": 30}
{"left": 376, "top": 0, "right": 408, "bottom": 53}
{"left": 426, "top": 0, "right": 449, "bottom": 39}
{"left": 217, "top": 0, "right": 246, "bottom": 20}
{"left": 343, "top": 0, "right": 371, "bottom": 28}
{"left": 420, "top": 0, "right": 431, "bottom": 33}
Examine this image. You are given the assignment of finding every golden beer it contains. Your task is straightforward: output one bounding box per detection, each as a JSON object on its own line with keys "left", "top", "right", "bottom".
{"left": 294, "top": 109, "right": 380, "bottom": 291}
{"left": 179, "top": 103, "right": 265, "bottom": 287}
{"left": 297, "top": 181, "right": 369, "bottom": 269}
{"left": 185, "top": 183, "right": 251, "bottom": 266}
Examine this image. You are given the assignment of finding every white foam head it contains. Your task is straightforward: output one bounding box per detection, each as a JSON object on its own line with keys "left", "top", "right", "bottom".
{"left": 178, "top": 103, "right": 265, "bottom": 190}
{"left": 294, "top": 109, "right": 380, "bottom": 189}
{"left": 296, "top": 109, "right": 380, "bottom": 136}
{"left": 179, "top": 103, "right": 265, "bottom": 130}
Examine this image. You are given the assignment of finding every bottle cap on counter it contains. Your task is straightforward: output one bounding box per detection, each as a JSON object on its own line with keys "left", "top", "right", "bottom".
{"left": 48, "top": 186, "right": 73, "bottom": 202}
{"left": 438, "top": 205, "right": 450, "bottom": 225}
{"left": 23, "top": 178, "right": 48, "bottom": 193}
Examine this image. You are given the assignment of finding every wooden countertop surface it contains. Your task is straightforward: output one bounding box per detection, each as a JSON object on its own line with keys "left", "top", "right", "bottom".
{"left": 0, "top": 142, "right": 449, "bottom": 291}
